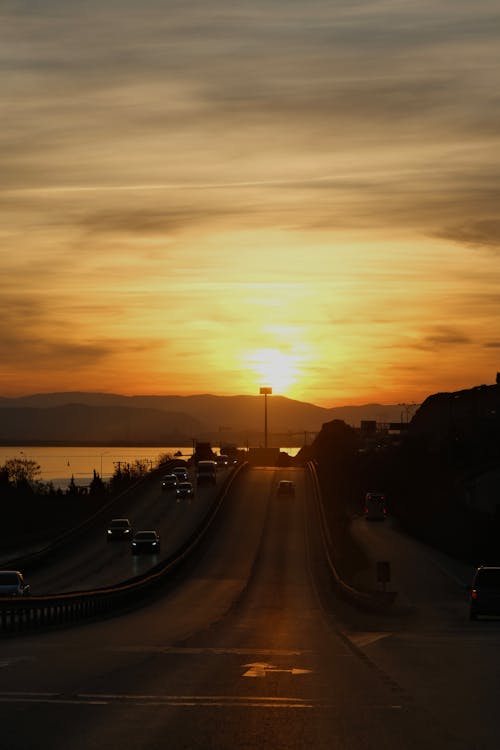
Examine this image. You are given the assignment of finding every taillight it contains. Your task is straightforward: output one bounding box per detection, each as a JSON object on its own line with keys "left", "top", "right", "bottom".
{"left": 471, "top": 589, "right": 478, "bottom": 600}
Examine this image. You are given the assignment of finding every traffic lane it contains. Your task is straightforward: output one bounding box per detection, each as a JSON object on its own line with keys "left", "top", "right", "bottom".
{"left": 0, "top": 468, "right": 468, "bottom": 750}
{"left": 348, "top": 514, "right": 474, "bottom": 626}
{"left": 334, "top": 512, "right": 500, "bottom": 748}
{"left": 26, "top": 468, "right": 231, "bottom": 594}
{"left": 0, "top": 468, "right": 273, "bottom": 685}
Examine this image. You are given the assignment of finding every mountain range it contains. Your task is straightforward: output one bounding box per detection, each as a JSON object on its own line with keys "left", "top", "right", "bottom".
{"left": 0, "top": 392, "right": 417, "bottom": 445}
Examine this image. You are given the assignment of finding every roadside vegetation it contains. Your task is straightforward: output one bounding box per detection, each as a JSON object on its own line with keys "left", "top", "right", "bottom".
{"left": 0, "top": 454, "right": 172, "bottom": 554}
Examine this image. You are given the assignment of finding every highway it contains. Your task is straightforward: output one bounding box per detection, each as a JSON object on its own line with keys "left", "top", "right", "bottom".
{"left": 20, "top": 466, "right": 230, "bottom": 594}
{"left": 0, "top": 467, "right": 498, "bottom": 748}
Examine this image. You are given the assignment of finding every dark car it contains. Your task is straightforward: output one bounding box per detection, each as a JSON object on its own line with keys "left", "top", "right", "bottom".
{"left": 364, "top": 492, "right": 388, "bottom": 521}
{"left": 131, "top": 530, "right": 160, "bottom": 555}
{"left": 470, "top": 566, "right": 500, "bottom": 620}
{"left": 176, "top": 481, "right": 194, "bottom": 498}
{"left": 277, "top": 480, "right": 295, "bottom": 495}
{"left": 107, "top": 518, "right": 134, "bottom": 541}
{"left": 161, "top": 473, "right": 178, "bottom": 491}
{"left": 0, "top": 570, "right": 30, "bottom": 597}
{"left": 172, "top": 467, "right": 188, "bottom": 482}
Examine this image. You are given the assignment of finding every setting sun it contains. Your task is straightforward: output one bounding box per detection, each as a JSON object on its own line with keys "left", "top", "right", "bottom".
{"left": 2, "top": 1, "right": 500, "bottom": 408}
{"left": 243, "top": 348, "right": 302, "bottom": 395}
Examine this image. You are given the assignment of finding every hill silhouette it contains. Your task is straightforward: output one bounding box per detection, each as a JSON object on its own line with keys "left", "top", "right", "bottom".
{"left": 0, "top": 392, "right": 416, "bottom": 445}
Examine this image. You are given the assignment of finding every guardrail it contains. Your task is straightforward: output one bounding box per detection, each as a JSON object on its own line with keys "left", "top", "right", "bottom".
{"left": 0, "top": 463, "right": 247, "bottom": 635}
{"left": 307, "top": 461, "right": 396, "bottom": 611}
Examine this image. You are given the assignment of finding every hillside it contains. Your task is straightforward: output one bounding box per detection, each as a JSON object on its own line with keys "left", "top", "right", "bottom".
{"left": 0, "top": 392, "right": 417, "bottom": 445}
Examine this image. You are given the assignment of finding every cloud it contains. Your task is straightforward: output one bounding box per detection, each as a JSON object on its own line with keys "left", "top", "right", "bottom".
{"left": 395, "top": 327, "right": 473, "bottom": 352}
{"left": 435, "top": 219, "right": 500, "bottom": 252}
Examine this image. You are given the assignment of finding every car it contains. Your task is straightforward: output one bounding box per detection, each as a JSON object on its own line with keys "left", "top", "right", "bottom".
{"left": 161, "top": 473, "right": 178, "bottom": 491}
{"left": 107, "top": 518, "right": 134, "bottom": 540}
{"left": 216, "top": 454, "right": 229, "bottom": 467}
{"left": 364, "top": 492, "right": 388, "bottom": 520}
{"left": 0, "top": 570, "right": 30, "bottom": 597}
{"left": 176, "top": 481, "right": 194, "bottom": 498}
{"left": 470, "top": 566, "right": 500, "bottom": 620}
{"left": 277, "top": 480, "right": 295, "bottom": 495}
{"left": 131, "top": 530, "right": 160, "bottom": 554}
{"left": 171, "top": 467, "right": 188, "bottom": 482}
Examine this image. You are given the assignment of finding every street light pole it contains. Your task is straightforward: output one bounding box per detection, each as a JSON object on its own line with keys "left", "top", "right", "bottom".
{"left": 259, "top": 387, "right": 272, "bottom": 448}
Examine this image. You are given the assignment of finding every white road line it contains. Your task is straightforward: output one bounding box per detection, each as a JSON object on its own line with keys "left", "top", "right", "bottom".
{"left": 115, "top": 647, "right": 311, "bottom": 656}
{"left": 0, "top": 692, "right": 405, "bottom": 710}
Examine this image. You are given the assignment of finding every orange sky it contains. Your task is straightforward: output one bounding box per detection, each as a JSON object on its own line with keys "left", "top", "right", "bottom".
{"left": 2, "top": 1, "right": 500, "bottom": 407}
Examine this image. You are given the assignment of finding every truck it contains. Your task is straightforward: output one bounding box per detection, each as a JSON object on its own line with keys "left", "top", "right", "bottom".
{"left": 196, "top": 460, "right": 217, "bottom": 485}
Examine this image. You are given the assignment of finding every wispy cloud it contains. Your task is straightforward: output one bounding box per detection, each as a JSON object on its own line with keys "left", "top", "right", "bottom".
{"left": 2, "top": 0, "right": 500, "bottom": 403}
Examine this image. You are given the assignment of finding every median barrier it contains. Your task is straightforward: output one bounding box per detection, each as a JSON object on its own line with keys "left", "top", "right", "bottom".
{"left": 308, "top": 461, "right": 397, "bottom": 612}
{"left": 0, "top": 463, "right": 247, "bottom": 635}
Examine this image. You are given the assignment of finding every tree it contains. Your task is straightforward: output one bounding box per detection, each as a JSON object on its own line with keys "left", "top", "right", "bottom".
{"left": 89, "top": 469, "right": 105, "bottom": 496}
{"left": 3, "top": 458, "right": 41, "bottom": 487}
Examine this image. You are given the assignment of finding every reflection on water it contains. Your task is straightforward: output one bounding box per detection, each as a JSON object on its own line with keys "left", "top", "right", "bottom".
{"left": 0, "top": 446, "right": 192, "bottom": 489}
{"left": 0, "top": 445, "right": 301, "bottom": 489}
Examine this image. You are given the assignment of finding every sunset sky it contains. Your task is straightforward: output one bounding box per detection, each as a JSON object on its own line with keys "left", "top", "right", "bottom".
{"left": 2, "top": 0, "right": 500, "bottom": 407}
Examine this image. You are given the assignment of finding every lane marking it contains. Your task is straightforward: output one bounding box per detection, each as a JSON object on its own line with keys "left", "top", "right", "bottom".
{"left": 0, "top": 692, "right": 312, "bottom": 709}
{"left": 115, "top": 647, "right": 311, "bottom": 656}
{"left": 242, "top": 662, "right": 313, "bottom": 678}
{"left": 0, "top": 691, "right": 404, "bottom": 710}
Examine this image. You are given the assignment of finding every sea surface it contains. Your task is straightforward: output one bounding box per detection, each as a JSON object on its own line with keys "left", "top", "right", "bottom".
{"left": 0, "top": 445, "right": 301, "bottom": 489}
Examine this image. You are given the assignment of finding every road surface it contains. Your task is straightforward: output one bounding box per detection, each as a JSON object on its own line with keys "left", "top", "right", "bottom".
{"left": 0, "top": 467, "right": 496, "bottom": 748}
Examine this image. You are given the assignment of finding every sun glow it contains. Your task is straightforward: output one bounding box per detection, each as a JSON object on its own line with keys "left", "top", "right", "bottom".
{"left": 244, "top": 348, "right": 302, "bottom": 394}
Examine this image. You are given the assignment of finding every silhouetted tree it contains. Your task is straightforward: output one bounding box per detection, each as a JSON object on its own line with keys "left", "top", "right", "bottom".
{"left": 3, "top": 457, "right": 41, "bottom": 487}
{"left": 89, "top": 469, "right": 105, "bottom": 496}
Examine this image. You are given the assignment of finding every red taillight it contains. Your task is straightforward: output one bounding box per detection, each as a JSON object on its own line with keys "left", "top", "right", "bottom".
{"left": 471, "top": 589, "right": 478, "bottom": 600}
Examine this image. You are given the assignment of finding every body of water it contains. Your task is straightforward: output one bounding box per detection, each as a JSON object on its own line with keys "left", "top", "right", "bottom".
{"left": 0, "top": 445, "right": 301, "bottom": 489}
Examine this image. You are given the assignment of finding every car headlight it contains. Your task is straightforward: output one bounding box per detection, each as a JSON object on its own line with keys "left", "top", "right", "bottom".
{"left": 107, "top": 530, "right": 112, "bottom": 534}
{"left": 124, "top": 529, "right": 130, "bottom": 533}
{"left": 132, "top": 541, "right": 137, "bottom": 546}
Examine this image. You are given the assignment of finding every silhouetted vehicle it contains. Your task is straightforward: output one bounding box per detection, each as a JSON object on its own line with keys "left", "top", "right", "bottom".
{"left": 196, "top": 460, "right": 217, "bottom": 484}
{"left": 176, "top": 481, "right": 194, "bottom": 498}
{"left": 364, "top": 492, "right": 387, "bottom": 520}
{"left": 172, "top": 467, "right": 188, "bottom": 482}
{"left": 216, "top": 454, "right": 229, "bottom": 467}
{"left": 277, "top": 480, "right": 295, "bottom": 495}
{"left": 107, "top": 518, "right": 134, "bottom": 540}
{"left": 161, "top": 473, "right": 178, "bottom": 490}
{"left": 131, "top": 530, "right": 160, "bottom": 554}
{"left": 0, "top": 570, "right": 30, "bottom": 597}
{"left": 470, "top": 566, "right": 500, "bottom": 620}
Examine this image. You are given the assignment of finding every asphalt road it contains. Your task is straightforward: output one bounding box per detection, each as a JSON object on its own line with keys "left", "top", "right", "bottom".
{"left": 22, "top": 466, "right": 231, "bottom": 594}
{"left": 0, "top": 467, "right": 496, "bottom": 748}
